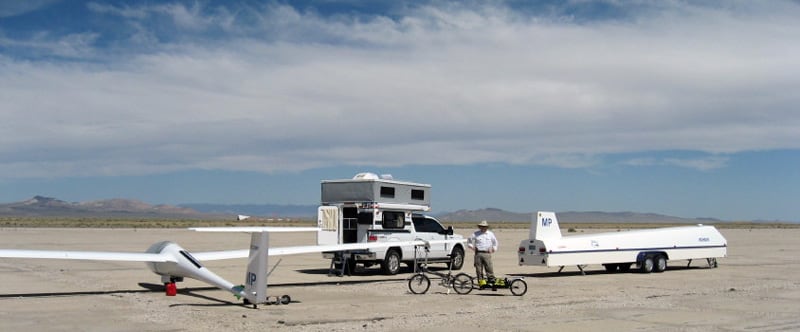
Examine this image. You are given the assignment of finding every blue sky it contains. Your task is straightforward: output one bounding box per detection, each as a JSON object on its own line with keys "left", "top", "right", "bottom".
{"left": 1, "top": 1, "right": 798, "bottom": 221}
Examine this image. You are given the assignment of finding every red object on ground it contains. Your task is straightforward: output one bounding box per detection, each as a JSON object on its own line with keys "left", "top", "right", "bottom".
{"left": 165, "top": 282, "right": 177, "bottom": 296}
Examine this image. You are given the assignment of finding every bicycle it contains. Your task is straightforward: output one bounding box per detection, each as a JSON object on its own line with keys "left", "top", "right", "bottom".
{"left": 407, "top": 242, "right": 474, "bottom": 295}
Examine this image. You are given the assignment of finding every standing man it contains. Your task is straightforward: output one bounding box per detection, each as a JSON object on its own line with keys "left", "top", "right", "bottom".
{"left": 468, "top": 220, "right": 499, "bottom": 288}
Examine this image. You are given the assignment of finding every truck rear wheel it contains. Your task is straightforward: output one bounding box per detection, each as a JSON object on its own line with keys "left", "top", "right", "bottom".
{"left": 382, "top": 249, "right": 401, "bottom": 275}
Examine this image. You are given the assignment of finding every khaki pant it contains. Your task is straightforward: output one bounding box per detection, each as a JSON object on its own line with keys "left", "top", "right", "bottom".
{"left": 474, "top": 252, "right": 494, "bottom": 280}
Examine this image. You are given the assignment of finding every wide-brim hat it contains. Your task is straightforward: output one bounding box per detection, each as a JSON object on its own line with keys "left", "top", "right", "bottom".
{"left": 477, "top": 220, "right": 489, "bottom": 227}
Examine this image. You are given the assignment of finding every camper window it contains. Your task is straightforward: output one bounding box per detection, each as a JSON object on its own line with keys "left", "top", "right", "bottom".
{"left": 380, "top": 186, "right": 395, "bottom": 198}
{"left": 411, "top": 189, "right": 425, "bottom": 200}
{"left": 382, "top": 211, "right": 405, "bottom": 229}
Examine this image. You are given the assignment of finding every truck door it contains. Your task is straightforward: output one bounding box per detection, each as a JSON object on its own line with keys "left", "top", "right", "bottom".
{"left": 412, "top": 215, "right": 447, "bottom": 258}
{"left": 317, "top": 206, "right": 340, "bottom": 245}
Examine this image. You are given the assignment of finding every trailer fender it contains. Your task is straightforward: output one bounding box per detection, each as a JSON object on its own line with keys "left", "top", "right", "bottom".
{"left": 636, "top": 251, "right": 669, "bottom": 263}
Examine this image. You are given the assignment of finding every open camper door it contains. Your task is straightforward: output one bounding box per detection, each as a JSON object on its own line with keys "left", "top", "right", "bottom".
{"left": 317, "top": 206, "right": 340, "bottom": 245}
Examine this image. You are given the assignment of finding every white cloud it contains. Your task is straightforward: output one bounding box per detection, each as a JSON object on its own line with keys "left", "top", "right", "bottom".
{"left": 664, "top": 157, "right": 729, "bottom": 171}
{"left": 622, "top": 156, "right": 729, "bottom": 171}
{"left": 1, "top": 1, "right": 799, "bottom": 178}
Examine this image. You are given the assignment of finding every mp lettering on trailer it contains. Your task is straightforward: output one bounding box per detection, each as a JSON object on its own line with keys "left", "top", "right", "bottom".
{"left": 541, "top": 217, "right": 553, "bottom": 227}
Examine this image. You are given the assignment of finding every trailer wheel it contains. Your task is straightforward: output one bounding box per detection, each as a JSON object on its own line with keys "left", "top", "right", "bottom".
{"left": 382, "top": 249, "right": 401, "bottom": 275}
{"left": 408, "top": 274, "right": 430, "bottom": 294}
{"left": 510, "top": 279, "right": 528, "bottom": 296}
{"left": 640, "top": 257, "right": 655, "bottom": 273}
{"left": 654, "top": 255, "right": 667, "bottom": 273}
{"left": 449, "top": 246, "right": 465, "bottom": 270}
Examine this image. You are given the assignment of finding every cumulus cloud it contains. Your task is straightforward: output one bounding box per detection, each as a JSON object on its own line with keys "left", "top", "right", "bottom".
{"left": 1, "top": 1, "right": 799, "bottom": 178}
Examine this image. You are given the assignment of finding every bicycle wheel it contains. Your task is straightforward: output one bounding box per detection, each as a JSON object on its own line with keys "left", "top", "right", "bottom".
{"left": 510, "top": 279, "right": 527, "bottom": 296}
{"left": 452, "top": 273, "right": 474, "bottom": 295}
{"left": 408, "top": 274, "right": 431, "bottom": 294}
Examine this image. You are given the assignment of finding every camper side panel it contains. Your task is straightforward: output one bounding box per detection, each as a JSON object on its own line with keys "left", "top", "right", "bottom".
{"left": 321, "top": 182, "right": 375, "bottom": 203}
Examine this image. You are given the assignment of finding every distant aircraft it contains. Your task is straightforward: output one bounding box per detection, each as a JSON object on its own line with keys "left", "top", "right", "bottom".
{"left": 0, "top": 227, "right": 463, "bottom": 308}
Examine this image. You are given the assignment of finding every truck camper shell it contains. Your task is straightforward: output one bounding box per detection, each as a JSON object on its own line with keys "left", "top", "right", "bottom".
{"left": 321, "top": 172, "right": 431, "bottom": 207}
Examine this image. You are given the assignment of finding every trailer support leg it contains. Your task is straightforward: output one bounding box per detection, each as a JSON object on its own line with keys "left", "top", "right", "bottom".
{"left": 687, "top": 259, "right": 693, "bottom": 268}
{"left": 577, "top": 265, "right": 586, "bottom": 275}
{"left": 557, "top": 266, "right": 565, "bottom": 273}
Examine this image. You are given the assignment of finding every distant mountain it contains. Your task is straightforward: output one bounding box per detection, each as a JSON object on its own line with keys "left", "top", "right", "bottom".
{"left": 436, "top": 208, "right": 724, "bottom": 224}
{"left": 0, "top": 196, "right": 215, "bottom": 219}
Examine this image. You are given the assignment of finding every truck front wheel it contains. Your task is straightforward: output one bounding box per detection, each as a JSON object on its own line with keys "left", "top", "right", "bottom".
{"left": 382, "top": 249, "right": 401, "bottom": 275}
{"left": 449, "top": 246, "right": 465, "bottom": 270}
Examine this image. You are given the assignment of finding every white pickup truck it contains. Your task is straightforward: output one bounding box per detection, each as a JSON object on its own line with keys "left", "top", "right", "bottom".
{"left": 317, "top": 173, "right": 465, "bottom": 275}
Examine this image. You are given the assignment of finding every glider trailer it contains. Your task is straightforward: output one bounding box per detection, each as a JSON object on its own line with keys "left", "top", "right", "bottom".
{"left": 518, "top": 212, "right": 728, "bottom": 274}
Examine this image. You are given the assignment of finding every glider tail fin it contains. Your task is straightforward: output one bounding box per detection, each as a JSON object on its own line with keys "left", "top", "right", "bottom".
{"left": 531, "top": 211, "right": 562, "bottom": 241}
{"left": 243, "top": 232, "right": 270, "bottom": 304}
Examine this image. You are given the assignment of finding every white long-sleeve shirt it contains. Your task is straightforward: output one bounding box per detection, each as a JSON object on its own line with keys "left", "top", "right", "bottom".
{"left": 468, "top": 229, "right": 498, "bottom": 252}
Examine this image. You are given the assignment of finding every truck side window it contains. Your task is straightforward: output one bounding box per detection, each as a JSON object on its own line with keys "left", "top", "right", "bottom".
{"left": 413, "top": 216, "right": 444, "bottom": 233}
{"left": 382, "top": 211, "right": 405, "bottom": 229}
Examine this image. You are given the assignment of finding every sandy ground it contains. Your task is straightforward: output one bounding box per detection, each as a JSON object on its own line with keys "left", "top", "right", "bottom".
{"left": 1, "top": 227, "right": 798, "bottom": 332}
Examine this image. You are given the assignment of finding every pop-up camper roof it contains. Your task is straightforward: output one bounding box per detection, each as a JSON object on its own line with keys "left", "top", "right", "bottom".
{"left": 321, "top": 173, "right": 431, "bottom": 207}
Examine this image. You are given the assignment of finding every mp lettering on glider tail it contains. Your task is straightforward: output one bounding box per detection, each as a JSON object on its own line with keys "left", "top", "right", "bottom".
{"left": 530, "top": 211, "right": 563, "bottom": 241}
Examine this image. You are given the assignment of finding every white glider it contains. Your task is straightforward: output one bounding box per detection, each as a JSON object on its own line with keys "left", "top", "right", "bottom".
{"left": 0, "top": 226, "right": 464, "bottom": 308}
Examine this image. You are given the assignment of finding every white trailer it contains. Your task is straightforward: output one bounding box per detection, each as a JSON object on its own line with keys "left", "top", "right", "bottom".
{"left": 517, "top": 211, "right": 727, "bottom": 274}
